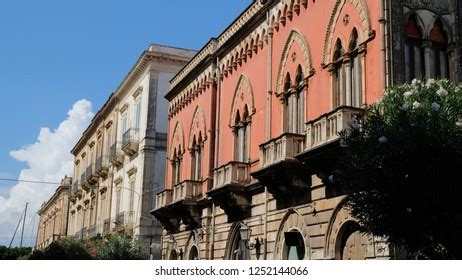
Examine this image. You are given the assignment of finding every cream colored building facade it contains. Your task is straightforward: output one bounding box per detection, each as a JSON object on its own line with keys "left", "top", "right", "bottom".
{"left": 36, "top": 176, "right": 72, "bottom": 250}
{"left": 66, "top": 44, "right": 195, "bottom": 258}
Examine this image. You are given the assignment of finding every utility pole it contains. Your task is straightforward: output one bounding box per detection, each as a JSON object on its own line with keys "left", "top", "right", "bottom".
{"left": 20, "top": 202, "right": 29, "bottom": 248}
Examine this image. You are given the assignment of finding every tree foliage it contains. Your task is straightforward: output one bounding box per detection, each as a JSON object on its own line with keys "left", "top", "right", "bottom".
{"left": 28, "top": 234, "right": 146, "bottom": 260}
{"left": 29, "top": 238, "right": 92, "bottom": 260}
{"left": 335, "top": 79, "right": 462, "bottom": 259}
{"left": 0, "top": 246, "right": 32, "bottom": 260}
{"left": 94, "top": 234, "right": 146, "bottom": 260}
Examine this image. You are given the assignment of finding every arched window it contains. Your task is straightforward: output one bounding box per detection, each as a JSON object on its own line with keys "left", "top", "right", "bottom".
{"left": 332, "top": 31, "right": 363, "bottom": 109}
{"left": 282, "top": 70, "right": 305, "bottom": 134}
{"left": 404, "top": 14, "right": 424, "bottom": 83}
{"left": 430, "top": 19, "right": 449, "bottom": 79}
{"left": 189, "top": 245, "right": 199, "bottom": 260}
{"left": 283, "top": 230, "right": 305, "bottom": 260}
{"left": 336, "top": 221, "right": 369, "bottom": 260}
{"left": 171, "top": 148, "right": 182, "bottom": 186}
{"left": 294, "top": 65, "right": 305, "bottom": 133}
{"left": 190, "top": 134, "right": 203, "bottom": 181}
{"left": 349, "top": 29, "right": 362, "bottom": 107}
{"left": 227, "top": 224, "right": 249, "bottom": 260}
{"left": 234, "top": 106, "right": 250, "bottom": 162}
{"left": 333, "top": 39, "right": 346, "bottom": 108}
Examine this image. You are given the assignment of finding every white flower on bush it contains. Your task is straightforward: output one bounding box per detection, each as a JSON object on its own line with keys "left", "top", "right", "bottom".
{"left": 383, "top": 89, "right": 388, "bottom": 97}
{"left": 400, "top": 103, "right": 410, "bottom": 110}
{"left": 378, "top": 136, "right": 388, "bottom": 144}
{"left": 413, "top": 101, "right": 421, "bottom": 109}
{"left": 411, "top": 79, "right": 418, "bottom": 86}
{"left": 426, "top": 79, "right": 436, "bottom": 87}
{"left": 431, "top": 102, "right": 441, "bottom": 111}
{"left": 403, "top": 91, "right": 413, "bottom": 97}
{"left": 455, "top": 86, "right": 460, "bottom": 93}
{"left": 328, "top": 175, "right": 334, "bottom": 183}
{"left": 437, "top": 87, "right": 448, "bottom": 97}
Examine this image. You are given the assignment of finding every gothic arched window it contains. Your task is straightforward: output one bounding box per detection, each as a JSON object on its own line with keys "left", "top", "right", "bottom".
{"left": 333, "top": 39, "right": 346, "bottom": 108}
{"left": 190, "top": 134, "right": 203, "bottom": 181}
{"left": 404, "top": 14, "right": 424, "bottom": 82}
{"left": 429, "top": 19, "right": 449, "bottom": 79}
{"left": 349, "top": 29, "right": 362, "bottom": 107}
{"left": 234, "top": 106, "right": 250, "bottom": 162}
{"left": 171, "top": 148, "right": 182, "bottom": 186}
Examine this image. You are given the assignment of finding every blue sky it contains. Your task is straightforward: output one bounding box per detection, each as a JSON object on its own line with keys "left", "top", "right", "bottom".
{"left": 0, "top": 0, "right": 251, "bottom": 246}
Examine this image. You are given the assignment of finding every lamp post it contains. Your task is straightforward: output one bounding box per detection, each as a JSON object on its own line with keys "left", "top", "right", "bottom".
{"left": 238, "top": 222, "right": 262, "bottom": 260}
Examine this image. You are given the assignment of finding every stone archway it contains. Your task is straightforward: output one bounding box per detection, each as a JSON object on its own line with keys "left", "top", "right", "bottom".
{"left": 324, "top": 201, "right": 375, "bottom": 260}
{"left": 274, "top": 209, "right": 310, "bottom": 260}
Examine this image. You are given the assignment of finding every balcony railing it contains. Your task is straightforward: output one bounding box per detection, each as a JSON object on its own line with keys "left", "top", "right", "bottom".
{"left": 155, "top": 189, "right": 173, "bottom": 210}
{"left": 86, "top": 164, "right": 98, "bottom": 185}
{"left": 259, "top": 133, "right": 305, "bottom": 168}
{"left": 95, "top": 155, "right": 109, "bottom": 177}
{"left": 172, "top": 180, "right": 203, "bottom": 203}
{"left": 305, "top": 106, "right": 364, "bottom": 151}
{"left": 122, "top": 128, "right": 140, "bottom": 156}
{"left": 87, "top": 225, "right": 97, "bottom": 239}
{"left": 213, "top": 161, "right": 250, "bottom": 189}
{"left": 109, "top": 142, "right": 124, "bottom": 167}
{"left": 114, "top": 211, "right": 135, "bottom": 232}
{"left": 103, "top": 218, "right": 111, "bottom": 235}
{"left": 72, "top": 180, "right": 79, "bottom": 194}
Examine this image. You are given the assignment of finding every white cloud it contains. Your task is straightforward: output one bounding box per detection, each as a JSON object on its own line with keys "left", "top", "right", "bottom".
{"left": 0, "top": 100, "right": 93, "bottom": 247}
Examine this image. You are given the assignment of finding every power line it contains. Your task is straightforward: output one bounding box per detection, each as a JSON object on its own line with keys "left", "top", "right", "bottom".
{"left": 0, "top": 177, "right": 60, "bottom": 185}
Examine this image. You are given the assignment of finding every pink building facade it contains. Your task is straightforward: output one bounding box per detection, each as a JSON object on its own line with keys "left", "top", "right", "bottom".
{"left": 152, "top": 0, "right": 459, "bottom": 260}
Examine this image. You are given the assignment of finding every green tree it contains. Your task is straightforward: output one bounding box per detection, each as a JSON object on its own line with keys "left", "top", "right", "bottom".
{"left": 335, "top": 79, "right": 462, "bottom": 259}
{"left": 29, "top": 238, "right": 92, "bottom": 260}
{"left": 94, "top": 234, "right": 146, "bottom": 260}
{"left": 0, "top": 246, "right": 32, "bottom": 260}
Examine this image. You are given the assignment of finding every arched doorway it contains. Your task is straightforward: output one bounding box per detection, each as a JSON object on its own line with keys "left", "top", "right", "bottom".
{"left": 225, "top": 223, "right": 249, "bottom": 260}
{"left": 337, "top": 222, "right": 369, "bottom": 260}
{"left": 169, "top": 250, "right": 178, "bottom": 260}
{"left": 189, "top": 245, "right": 199, "bottom": 260}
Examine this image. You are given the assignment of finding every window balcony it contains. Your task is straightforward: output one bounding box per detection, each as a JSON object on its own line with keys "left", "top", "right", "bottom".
{"left": 296, "top": 106, "right": 364, "bottom": 190}
{"left": 103, "top": 218, "right": 111, "bottom": 236}
{"left": 86, "top": 164, "right": 98, "bottom": 185}
{"left": 155, "top": 189, "right": 173, "bottom": 210}
{"left": 172, "top": 180, "right": 203, "bottom": 203}
{"left": 208, "top": 162, "right": 251, "bottom": 221}
{"left": 305, "top": 106, "right": 364, "bottom": 152}
{"left": 122, "top": 128, "right": 140, "bottom": 156}
{"left": 114, "top": 211, "right": 135, "bottom": 234}
{"left": 109, "top": 142, "right": 124, "bottom": 167}
{"left": 80, "top": 172, "right": 89, "bottom": 192}
{"left": 87, "top": 225, "right": 97, "bottom": 239}
{"left": 151, "top": 181, "right": 203, "bottom": 232}
{"left": 251, "top": 133, "right": 311, "bottom": 202}
{"left": 95, "top": 155, "right": 109, "bottom": 178}
{"left": 259, "top": 132, "right": 305, "bottom": 168}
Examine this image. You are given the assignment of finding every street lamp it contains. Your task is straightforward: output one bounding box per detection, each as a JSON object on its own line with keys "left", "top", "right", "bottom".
{"left": 239, "top": 222, "right": 261, "bottom": 251}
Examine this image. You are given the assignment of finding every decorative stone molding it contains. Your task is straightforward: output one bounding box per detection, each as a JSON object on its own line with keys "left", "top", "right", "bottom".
{"left": 273, "top": 209, "right": 311, "bottom": 260}
{"left": 276, "top": 29, "right": 314, "bottom": 95}
{"left": 170, "top": 121, "right": 185, "bottom": 159}
{"left": 132, "top": 86, "right": 143, "bottom": 99}
{"left": 229, "top": 75, "right": 256, "bottom": 128}
{"left": 188, "top": 106, "right": 207, "bottom": 149}
{"left": 322, "top": 0, "right": 372, "bottom": 66}
{"left": 127, "top": 166, "right": 137, "bottom": 177}
{"left": 120, "top": 103, "right": 129, "bottom": 114}
{"left": 114, "top": 176, "right": 123, "bottom": 185}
